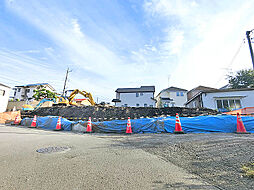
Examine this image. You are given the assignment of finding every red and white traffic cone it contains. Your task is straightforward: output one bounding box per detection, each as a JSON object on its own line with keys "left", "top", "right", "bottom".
{"left": 236, "top": 113, "right": 249, "bottom": 134}
{"left": 54, "top": 116, "right": 63, "bottom": 131}
{"left": 86, "top": 117, "right": 92, "bottom": 133}
{"left": 29, "top": 115, "right": 37, "bottom": 128}
{"left": 174, "top": 113, "right": 184, "bottom": 134}
{"left": 14, "top": 114, "right": 21, "bottom": 125}
{"left": 126, "top": 117, "right": 132, "bottom": 134}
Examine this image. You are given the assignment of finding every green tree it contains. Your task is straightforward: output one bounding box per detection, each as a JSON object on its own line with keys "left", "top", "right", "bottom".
{"left": 228, "top": 69, "right": 254, "bottom": 89}
{"left": 32, "top": 85, "right": 56, "bottom": 101}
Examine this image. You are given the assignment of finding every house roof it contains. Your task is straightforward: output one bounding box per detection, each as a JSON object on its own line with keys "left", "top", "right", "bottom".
{"left": 15, "top": 83, "right": 55, "bottom": 91}
{"left": 116, "top": 86, "right": 155, "bottom": 93}
{"left": 74, "top": 98, "right": 88, "bottom": 101}
{"left": 188, "top": 85, "right": 217, "bottom": 93}
{"left": 0, "top": 83, "right": 11, "bottom": 89}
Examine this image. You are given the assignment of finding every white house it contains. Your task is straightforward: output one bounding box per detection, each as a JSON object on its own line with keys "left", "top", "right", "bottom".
{"left": 0, "top": 83, "right": 11, "bottom": 112}
{"left": 11, "top": 83, "right": 55, "bottom": 101}
{"left": 112, "top": 86, "right": 156, "bottom": 107}
{"left": 185, "top": 88, "right": 254, "bottom": 112}
{"left": 155, "top": 87, "right": 188, "bottom": 108}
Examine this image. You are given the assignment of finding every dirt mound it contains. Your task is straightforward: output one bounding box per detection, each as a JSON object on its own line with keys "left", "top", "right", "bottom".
{"left": 22, "top": 106, "right": 217, "bottom": 121}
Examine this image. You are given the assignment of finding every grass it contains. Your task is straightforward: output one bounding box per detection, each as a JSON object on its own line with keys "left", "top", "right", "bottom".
{"left": 242, "top": 163, "right": 254, "bottom": 178}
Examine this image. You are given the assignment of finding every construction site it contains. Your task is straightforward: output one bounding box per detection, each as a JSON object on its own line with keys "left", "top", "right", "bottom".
{"left": 1, "top": 1, "right": 254, "bottom": 189}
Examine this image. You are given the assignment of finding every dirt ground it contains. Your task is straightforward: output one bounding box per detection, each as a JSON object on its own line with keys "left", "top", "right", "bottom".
{"left": 105, "top": 133, "right": 254, "bottom": 190}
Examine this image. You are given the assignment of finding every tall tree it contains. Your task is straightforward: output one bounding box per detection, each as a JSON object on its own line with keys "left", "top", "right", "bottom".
{"left": 228, "top": 69, "right": 254, "bottom": 89}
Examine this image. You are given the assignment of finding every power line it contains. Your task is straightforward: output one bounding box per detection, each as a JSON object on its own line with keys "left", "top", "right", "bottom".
{"left": 214, "top": 38, "right": 245, "bottom": 85}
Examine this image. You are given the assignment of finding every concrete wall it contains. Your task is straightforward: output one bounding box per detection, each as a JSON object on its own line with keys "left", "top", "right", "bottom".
{"left": 0, "top": 85, "right": 11, "bottom": 112}
{"left": 202, "top": 90, "right": 254, "bottom": 110}
{"left": 7, "top": 100, "right": 53, "bottom": 111}
{"left": 115, "top": 92, "right": 155, "bottom": 107}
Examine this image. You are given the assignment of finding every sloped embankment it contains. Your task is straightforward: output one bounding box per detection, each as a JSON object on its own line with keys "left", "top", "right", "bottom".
{"left": 23, "top": 106, "right": 217, "bottom": 121}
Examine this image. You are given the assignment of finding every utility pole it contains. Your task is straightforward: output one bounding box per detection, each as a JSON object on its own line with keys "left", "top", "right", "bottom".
{"left": 62, "top": 68, "right": 71, "bottom": 96}
{"left": 246, "top": 31, "right": 254, "bottom": 69}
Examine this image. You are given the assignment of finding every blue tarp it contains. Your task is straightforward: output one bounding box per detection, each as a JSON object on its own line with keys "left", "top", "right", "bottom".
{"left": 21, "top": 116, "right": 72, "bottom": 131}
{"left": 21, "top": 115, "right": 254, "bottom": 133}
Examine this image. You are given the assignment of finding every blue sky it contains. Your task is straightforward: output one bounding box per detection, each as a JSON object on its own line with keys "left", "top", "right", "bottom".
{"left": 0, "top": 0, "right": 254, "bottom": 102}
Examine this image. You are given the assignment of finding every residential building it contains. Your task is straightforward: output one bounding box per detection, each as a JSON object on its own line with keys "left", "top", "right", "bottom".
{"left": 0, "top": 83, "right": 11, "bottom": 112}
{"left": 112, "top": 86, "right": 156, "bottom": 107}
{"left": 155, "top": 86, "right": 188, "bottom": 108}
{"left": 185, "top": 87, "right": 254, "bottom": 112}
{"left": 11, "top": 83, "right": 55, "bottom": 101}
{"left": 187, "top": 85, "right": 217, "bottom": 101}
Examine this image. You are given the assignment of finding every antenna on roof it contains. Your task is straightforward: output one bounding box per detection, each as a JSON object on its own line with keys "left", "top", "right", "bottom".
{"left": 168, "top": 75, "right": 171, "bottom": 87}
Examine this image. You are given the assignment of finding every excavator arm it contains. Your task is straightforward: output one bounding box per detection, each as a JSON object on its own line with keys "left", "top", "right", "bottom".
{"left": 68, "top": 89, "right": 96, "bottom": 106}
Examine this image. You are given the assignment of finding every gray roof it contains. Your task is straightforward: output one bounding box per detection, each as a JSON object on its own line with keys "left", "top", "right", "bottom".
{"left": 0, "top": 83, "right": 11, "bottom": 88}
{"left": 15, "top": 83, "right": 55, "bottom": 91}
{"left": 116, "top": 86, "right": 155, "bottom": 93}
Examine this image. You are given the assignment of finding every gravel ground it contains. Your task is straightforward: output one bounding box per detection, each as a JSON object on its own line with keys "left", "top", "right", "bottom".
{"left": 107, "top": 133, "right": 254, "bottom": 190}
{"left": 0, "top": 125, "right": 216, "bottom": 190}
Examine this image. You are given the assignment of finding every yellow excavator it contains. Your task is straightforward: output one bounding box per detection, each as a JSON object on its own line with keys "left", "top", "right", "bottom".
{"left": 68, "top": 89, "right": 96, "bottom": 106}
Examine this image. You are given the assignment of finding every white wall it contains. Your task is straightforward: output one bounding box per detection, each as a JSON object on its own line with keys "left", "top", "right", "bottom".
{"left": 115, "top": 92, "right": 155, "bottom": 107}
{"left": 202, "top": 90, "right": 254, "bottom": 110}
{"left": 156, "top": 90, "right": 187, "bottom": 107}
{"left": 13, "top": 85, "right": 54, "bottom": 100}
{"left": 0, "top": 85, "right": 11, "bottom": 112}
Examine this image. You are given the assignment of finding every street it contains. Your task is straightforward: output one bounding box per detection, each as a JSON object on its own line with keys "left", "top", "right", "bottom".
{"left": 0, "top": 125, "right": 216, "bottom": 190}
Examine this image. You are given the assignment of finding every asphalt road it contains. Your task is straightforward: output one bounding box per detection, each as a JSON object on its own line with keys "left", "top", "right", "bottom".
{"left": 0, "top": 125, "right": 216, "bottom": 190}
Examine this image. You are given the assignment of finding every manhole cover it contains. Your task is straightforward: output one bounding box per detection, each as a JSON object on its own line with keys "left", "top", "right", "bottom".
{"left": 36, "top": 146, "right": 70, "bottom": 154}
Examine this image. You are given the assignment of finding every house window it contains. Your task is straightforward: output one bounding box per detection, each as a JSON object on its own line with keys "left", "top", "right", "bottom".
{"left": 0, "top": 90, "right": 5, "bottom": 96}
{"left": 144, "top": 103, "right": 147, "bottom": 107}
{"left": 136, "top": 103, "right": 139, "bottom": 107}
{"left": 18, "top": 88, "right": 21, "bottom": 92}
{"left": 176, "top": 92, "right": 180, "bottom": 96}
{"left": 180, "top": 92, "right": 184, "bottom": 96}
{"left": 216, "top": 99, "right": 242, "bottom": 111}
{"left": 140, "top": 93, "right": 143, "bottom": 96}
{"left": 14, "top": 92, "right": 16, "bottom": 96}
{"left": 136, "top": 93, "right": 139, "bottom": 97}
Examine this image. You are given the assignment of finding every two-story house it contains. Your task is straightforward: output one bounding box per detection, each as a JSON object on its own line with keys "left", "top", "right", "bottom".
{"left": 112, "top": 86, "right": 156, "bottom": 107}
{"left": 11, "top": 83, "right": 55, "bottom": 101}
{"left": 155, "top": 86, "right": 188, "bottom": 108}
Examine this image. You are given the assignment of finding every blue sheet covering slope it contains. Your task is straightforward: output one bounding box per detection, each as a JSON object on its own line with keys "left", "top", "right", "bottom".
{"left": 21, "top": 116, "right": 72, "bottom": 131}
{"left": 21, "top": 115, "right": 254, "bottom": 133}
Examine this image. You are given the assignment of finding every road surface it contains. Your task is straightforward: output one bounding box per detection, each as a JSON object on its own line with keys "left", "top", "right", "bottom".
{"left": 0, "top": 125, "right": 216, "bottom": 190}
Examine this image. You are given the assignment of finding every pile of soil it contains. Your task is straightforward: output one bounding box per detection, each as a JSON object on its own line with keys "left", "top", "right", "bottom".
{"left": 22, "top": 106, "right": 217, "bottom": 121}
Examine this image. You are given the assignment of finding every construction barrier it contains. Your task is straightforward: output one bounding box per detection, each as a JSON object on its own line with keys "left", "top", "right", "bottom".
{"left": 20, "top": 115, "right": 254, "bottom": 133}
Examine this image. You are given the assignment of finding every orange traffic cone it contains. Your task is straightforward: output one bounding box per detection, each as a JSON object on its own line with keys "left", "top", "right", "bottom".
{"left": 14, "top": 114, "right": 21, "bottom": 125}
{"left": 236, "top": 113, "right": 249, "bottom": 134}
{"left": 174, "top": 113, "right": 184, "bottom": 134}
{"left": 126, "top": 117, "right": 132, "bottom": 134}
{"left": 54, "top": 116, "right": 63, "bottom": 131}
{"left": 29, "top": 115, "right": 37, "bottom": 128}
{"left": 86, "top": 117, "right": 92, "bottom": 133}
